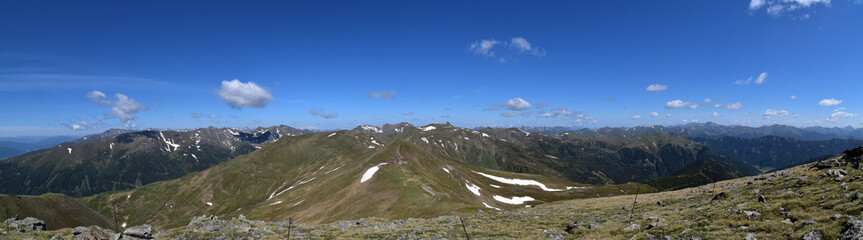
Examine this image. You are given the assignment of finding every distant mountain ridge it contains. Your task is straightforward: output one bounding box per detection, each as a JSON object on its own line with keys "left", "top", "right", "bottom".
{"left": 565, "top": 122, "right": 863, "bottom": 140}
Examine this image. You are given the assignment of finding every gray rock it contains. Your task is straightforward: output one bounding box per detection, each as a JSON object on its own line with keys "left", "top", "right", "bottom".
{"left": 801, "top": 220, "right": 818, "bottom": 228}
{"left": 804, "top": 231, "right": 822, "bottom": 240}
{"left": 13, "top": 217, "right": 46, "bottom": 232}
{"left": 657, "top": 200, "right": 666, "bottom": 206}
{"left": 50, "top": 236, "right": 64, "bottom": 240}
{"left": 745, "top": 233, "right": 757, "bottom": 240}
{"left": 782, "top": 218, "right": 793, "bottom": 224}
{"left": 123, "top": 224, "right": 153, "bottom": 239}
{"left": 623, "top": 224, "right": 640, "bottom": 231}
{"left": 826, "top": 169, "right": 848, "bottom": 181}
{"left": 853, "top": 193, "right": 863, "bottom": 201}
{"left": 73, "top": 226, "right": 90, "bottom": 235}
{"left": 758, "top": 195, "right": 766, "bottom": 202}
{"left": 841, "top": 217, "right": 863, "bottom": 240}
{"left": 744, "top": 211, "right": 761, "bottom": 219}
{"left": 646, "top": 222, "right": 667, "bottom": 229}
{"left": 833, "top": 214, "right": 845, "bottom": 220}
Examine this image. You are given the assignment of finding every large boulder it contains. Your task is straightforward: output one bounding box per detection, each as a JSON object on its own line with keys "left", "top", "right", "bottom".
{"left": 123, "top": 224, "right": 153, "bottom": 239}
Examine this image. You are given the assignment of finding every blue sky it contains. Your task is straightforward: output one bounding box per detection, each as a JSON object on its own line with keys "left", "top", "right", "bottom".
{"left": 1, "top": 0, "right": 862, "bottom": 137}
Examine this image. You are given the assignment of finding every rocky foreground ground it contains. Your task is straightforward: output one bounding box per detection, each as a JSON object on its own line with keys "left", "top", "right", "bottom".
{"left": 4, "top": 147, "right": 863, "bottom": 239}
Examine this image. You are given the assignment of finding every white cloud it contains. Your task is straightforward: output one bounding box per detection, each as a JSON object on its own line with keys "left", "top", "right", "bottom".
{"left": 500, "top": 111, "right": 517, "bottom": 117}
{"left": 764, "top": 109, "right": 790, "bottom": 118}
{"left": 735, "top": 72, "right": 768, "bottom": 85}
{"left": 469, "top": 40, "right": 501, "bottom": 57}
{"left": 703, "top": 98, "right": 712, "bottom": 103}
{"left": 402, "top": 111, "right": 414, "bottom": 115}
{"left": 666, "top": 113, "right": 672, "bottom": 118}
{"left": 749, "top": 0, "right": 831, "bottom": 16}
{"left": 216, "top": 79, "right": 273, "bottom": 109}
{"left": 646, "top": 84, "right": 668, "bottom": 92}
{"left": 711, "top": 112, "right": 720, "bottom": 118}
{"left": 469, "top": 37, "right": 545, "bottom": 61}
{"left": 369, "top": 90, "right": 396, "bottom": 99}
{"left": 818, "top": 98, "right": 842, "bottom": 106}
{"left": 726, "top": 102, "right": 744, "bottom": 110}
{"left": 505, "top": 98, "right": 532, "bottom": 110}
{"left": 791, "top": 95, "right": 797, "bottom": 100}
{"left": 309, "top": 108, "right": 338, "bottom": 119}
{"left": 750, "top": 0, "right": 766, "bottom": 9}
{"left": 87, "top": 91, "right": 148, "bottom": 123}
{"left": 754, "top": 72, "right": 767, "bottom": 84}
{"left": 650, "top": 112, "right": 659, "bottom": 117}
{"left": 509, "top": 37, "right": 545, "bottom": 56}
{"left": 665, "top": 99, "right": 689, "bottom": 109}
{"left": 828, "top": 107, "right": 857, "bottom": 121}
{"left": 714, "top": 104, "right": 724, "bottom": 108}
{"left": 632, "top": 115, "right": 642, "bottom": 120}
{"left": 537, "top": 107, "right": 579, "bottom": 119}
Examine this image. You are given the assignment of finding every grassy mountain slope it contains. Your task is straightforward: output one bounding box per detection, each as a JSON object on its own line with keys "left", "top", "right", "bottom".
{"left": 11, "top": 146, "right": 860, "bottom": 239}
{"left": 648, "top": 159, "right": 746, "bottom": 191}
{"left": 82, "top": 130, "right": 650, "bottom": 229}
{"left": 0, "top": 193, "right": 115, "bottom": 230}
{"left": 696, "top": 135, "right": 863, "bottom": 171}
{"left": 0, "top": 126, "right": 308, "bottom": 197}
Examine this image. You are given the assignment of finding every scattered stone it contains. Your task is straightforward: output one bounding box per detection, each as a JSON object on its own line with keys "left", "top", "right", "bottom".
{"left": 646, "top": 222, "right": 666, "bottom": 229}
{"left": 712, "top": 192, "right": 729, "bottom": 201}
{"left": 657, "top": 200, "right": 666, "bottom": 206}
{"left": 801, "top": 220, "right": 818, "bottom": 228}
{"left": 564, "top": 221, "right": 584, "bottom": 233}
{"left": 782, "top": 218, "right": 793, "bottom": 224}
{"left": 49, "top": 236, "right": 64, "bottom": 240}
{"left": 758, "top": 195, "right": 767, "bottom": 202}
{"left": 841, "top": 217, "right": 863, "bottom": 240}
{"left": 853, "top": 193, "right": 863, "bottom": 201}
{"left": 9, "top": 217, "right": 46, "bottom": 232}
{"left": 745, "top": 233, "right": 757, "bottom": 240}
{"left": 833, "top": 214, "right": 845, "bottom": 220}
{"left": 803, "top": 231, "right": 822, "bottom": 240}
{"left": 825, "top": 169, "right": 849, "bottom": 181}
{"left": 744, "top": 211, "right": 761, "bottom": 219}
{"left": 73, "top": 226, "right": 90, "bottom": 235}
{"left": 623, "top": 224, "right": 640, "bottom": 231}
{"left": 123, "top": 224, "right": 153, "bottom": 239}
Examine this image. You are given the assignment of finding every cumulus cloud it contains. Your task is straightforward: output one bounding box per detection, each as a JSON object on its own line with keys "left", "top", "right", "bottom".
{"left": 646, "top": 84, "right": 668, "bottom": 92}
{"left": 469, "top": 39, "right": 502, "bottom": 57}
{"left": 216, "top": 79, "right": 273, "bottom": 109}
{"left": 828, "top": 107, "right": 857, "bottom": 121}
{"left": 87, "top": 90, "right": 148, "bottom": 123}
{"left": 469, "top": 37, "right": 545, "bottom": 61}
{"left": 791, "top": 95, "right": 797, "bottom": 100}
{"left": 764, "top": 109, "right": 790, "bottom": 118}
{"left": 651, "top": 112, "right": 660, "bottom": 117}
{"left": 711, "top": 112, "right": 720, "bottom": 118}
{"left": 714, "top": 104, "right": 724, "bottom": 108}
{"left": 369, "top": 90, "right": 396, "bottom": 99}
{"left": 632, "top": 115, "right": 642, "bottom": 120}
{"left": 726, "top": 102, "right": 744, "bottom": 110}
{"left": 309, "top": 108, "right": 338, "bottom": 119}
{"left": 665, "top": 99, "right": 691, "bottom": 109}
{"left": 537, "top": 107, "right": 579, "bottom": 119}
{"left": 749, "top": 0, "right": 831, "bottom": 16}
{"left": 819, "top": 98, "right": 842, "bottom": 106}
{"left": 500, "top": 111, "right": 517, "bottom": 117}
{"left": 402, "top": 111, "right": 414, "bottom": 115}
{"left": 505, "top": 98, "right": 532, "bottom": 110}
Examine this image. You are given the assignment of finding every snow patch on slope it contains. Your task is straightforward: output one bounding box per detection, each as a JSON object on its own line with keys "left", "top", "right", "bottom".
{"left": 419, "top": 126, "right": 436, "bottom": 131}
{"left": 360, "top": 163, "right": 388, "bottom": 183}
{"left": 465, "top": 182, "right": 481, "bottom": 196}
{"left": 473, "top": 171, "right": 567, "bottom": 192}
{"left": 493, "top": 195, "right": 535, "bottom": 205}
